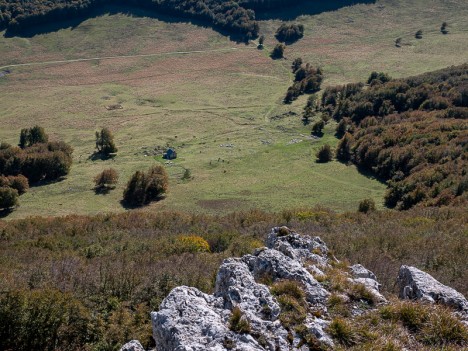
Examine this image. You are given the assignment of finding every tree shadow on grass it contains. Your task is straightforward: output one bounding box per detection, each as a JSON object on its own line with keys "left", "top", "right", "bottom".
{"left": 94, "top": 186, "right": 113, "bottom": 195}
{"left": 32, "top": 176, "right": 67, "bottom": 187}
{"left": 3, "top": 1, "right": 376, "bottom": 40}
{"left": 0, "top": 208, "right": 15, "bottom": 218}
{"left": 120, "top": 195, "right": 166, "bottom": 210}
{"left": 88, "top": 152, "right": 115, "bottom": 162}
{"left": 252, "top": 0, "right": 377, "bottom": 21}
{"left": 3, "top": 4, "right": 250, "bottom": 43}
{"left": 336, "top": 157, "right": 388, "bottom": 186}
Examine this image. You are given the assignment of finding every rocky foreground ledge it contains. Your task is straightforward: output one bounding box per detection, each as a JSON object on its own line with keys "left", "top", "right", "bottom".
{"left": 121, "top": 227, "right": 468, "bottom": 351}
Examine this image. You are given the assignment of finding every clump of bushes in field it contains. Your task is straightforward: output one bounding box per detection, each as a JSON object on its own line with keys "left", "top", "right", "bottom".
{"left": 95, "top": 128, "right": 118, "bottom": 158}
{"left": 94, "top": 168, "right": 119, "bottom": 192}
{"left": 0, "top": 126, "right": 73, "bottom": 210}
{"left": 275, "top": 23, "right": 304, "bottom": 43}
{"left": 123, "top": 165, "right": 169, "bottom": 207}
{"left": 316, "top": 144, "right": 332, "bottom": 163}
{"left": 270, "top": 43, "right": 285, "bottom": 59}
{"left": 284, "top": 58, "right": 323, "bottom": 103}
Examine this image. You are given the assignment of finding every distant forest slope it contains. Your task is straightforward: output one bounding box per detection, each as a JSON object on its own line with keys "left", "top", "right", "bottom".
{"left": 0, "top": 0, "right": 258, "bottom": 38}
{"left": 323, "top": 64, "right": 468, "bottom": 210}
{"left": 0, "top": 0, "right": 311, "bottom": 38}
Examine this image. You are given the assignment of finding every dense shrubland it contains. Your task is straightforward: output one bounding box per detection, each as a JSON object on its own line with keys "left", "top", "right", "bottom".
{"left": 321, "top": 64, "right": 468, "bottom": 209}
{"left": 0, "top": 206, "right": 466, "bottom": 349}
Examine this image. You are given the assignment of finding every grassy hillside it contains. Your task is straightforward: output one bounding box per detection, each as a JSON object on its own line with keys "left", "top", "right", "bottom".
{"left": 0, "top": 0, "right": 467, "bottom": 218}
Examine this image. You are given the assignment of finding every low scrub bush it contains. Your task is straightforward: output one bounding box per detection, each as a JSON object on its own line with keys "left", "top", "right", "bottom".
{"left": 229, "top": 307, "right": 251, "bottom": 334}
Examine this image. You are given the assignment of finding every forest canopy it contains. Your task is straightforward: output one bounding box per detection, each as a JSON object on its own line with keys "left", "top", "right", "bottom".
{"left": 321, "top": 64, "right": 468, "bottom": 209}
{"left": 0, "top": 0, "right": 268, "bottom": 38}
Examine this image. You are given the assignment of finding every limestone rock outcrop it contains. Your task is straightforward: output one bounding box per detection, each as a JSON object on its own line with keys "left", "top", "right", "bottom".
{"left": 119, "top": 340, "right": 145, "bottom": 351}
{"left": 149, "top": 227, "right": 382, "bottom": 350}
{"left": 120, "top": 228, "right": 468, "bottom": 351}
{"left": 398, "top": 265, "right": 468, "bottom": 315}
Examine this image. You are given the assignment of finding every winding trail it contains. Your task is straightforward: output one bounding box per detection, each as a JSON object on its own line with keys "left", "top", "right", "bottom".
{"left": 0, "top": 46, "right": 256, "bottom": 70}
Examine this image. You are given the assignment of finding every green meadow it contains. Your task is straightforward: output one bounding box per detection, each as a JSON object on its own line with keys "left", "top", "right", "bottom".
{"left": 1, "top": 0, "right": 466, "bottom": 218}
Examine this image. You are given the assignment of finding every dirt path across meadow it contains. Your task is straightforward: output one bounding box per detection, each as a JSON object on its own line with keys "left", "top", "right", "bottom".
{"left": 0, "top": 46, "right": 256, "bottom": 70}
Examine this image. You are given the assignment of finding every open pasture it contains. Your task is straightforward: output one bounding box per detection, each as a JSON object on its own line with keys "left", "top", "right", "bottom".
{"left": 0, "top": 0, "right": 466, "bottom": 218}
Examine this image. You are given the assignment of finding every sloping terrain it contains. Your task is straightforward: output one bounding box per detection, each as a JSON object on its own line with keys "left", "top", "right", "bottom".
{"left": 0, "top": 0, "right": 466, "bottom": 218}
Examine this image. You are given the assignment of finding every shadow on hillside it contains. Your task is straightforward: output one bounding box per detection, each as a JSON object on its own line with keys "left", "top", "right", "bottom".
{"left": 3, "top": 1, "right": 376, "bottom": 39}
{"left": 120, "top": 195, "right": 165, "bottom": 210}
{"left": 251, "top": 0, "right": 377, "bottom": 21}
{"left": 3, "top": 4, "right": 248, "bottom": 43}
{"left": 0, "top": 208, "right": 14, "bottom": 218}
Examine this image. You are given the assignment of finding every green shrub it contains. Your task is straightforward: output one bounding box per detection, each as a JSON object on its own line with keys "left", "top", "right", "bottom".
{"left": 229, "top": 307, "right": 251, "bottom": 334}
{"left": 419, "top": 308, "right": 468, "bottom": 345}
{"left": 271, "top": 280, "right": 308, "bottom": 329}
{"left": 270, "top": 43, "right": 285, "bottom": 59}
{"left": 123, "top": 165, "right": 169, "bottom": 207}
{"left": 328, "top": 317, "right": 358, "bottom": 346}
{"left": 316, "top": 144, "right": 333, "bottom": 163}
{"left": 358, "top": 198, "right": 376, "bottom": 213}
{"left": 0, "top": 186, "right": 18, "bottom": 210}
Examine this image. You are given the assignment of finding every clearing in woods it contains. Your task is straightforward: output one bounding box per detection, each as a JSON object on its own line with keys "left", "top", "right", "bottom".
{"left": 0, "top": 0, "right": 467, "bottom": 218}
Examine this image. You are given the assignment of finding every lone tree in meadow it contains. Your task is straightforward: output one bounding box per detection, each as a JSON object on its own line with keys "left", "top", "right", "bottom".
{"left": 358, "top": 198, "right": 376, "bottom": 213}
{"left": 415, "top": 30, "right": 423, "bottom": 39}
{"left": 316, "top": 144, "right": 333, "bottom": 163}
{"left": 311, "top": 120, "right": 325, "bottom": 136}
{"left": 275, "top": 23, "right": 304, "bottom": 43}
{"left": 441, "top": 22, "right": 448, "bottom": 34}
{"left": 258, "top": 35, "right": 265, "bottom": 49}
{"left": 95, "top": 128, "right": 117, "bottom": 157}
{"left": 123, "top": 165, "right": 168, "bottom": 207}
{"left": 19, "top": 126, "right": 48, "bottom": 148}
{"left": 270, "top": 44, "right": 285, "bottom": 59}
{"left": 94, "top": 168, "right": 118, "bottom": 191}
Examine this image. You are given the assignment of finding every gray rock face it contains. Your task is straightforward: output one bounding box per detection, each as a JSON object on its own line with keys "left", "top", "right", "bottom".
{"left": 121, "top": 230, "right": 468, "bottom": 351}
{"left": 350, "top": 264, "right": 386, "bottom": 303}
{"left": 147, "top": 227, "right": 386, "bottom": 351}
{"left": 398, "top": 265, "right": 468, "bottom": 314}
{"left": 119, "top": 340, "right": 145, "bottom": 351}
{"left": 350, "top": 264, "right": 377, "bottom": 280}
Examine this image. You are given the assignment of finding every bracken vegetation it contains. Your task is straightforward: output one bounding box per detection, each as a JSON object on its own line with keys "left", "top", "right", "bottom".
{"left": 0, "top": 206, "right": 466, "bottom": 349}
{"left": 321, "top": 64, "right": 468, "bottom": 209}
